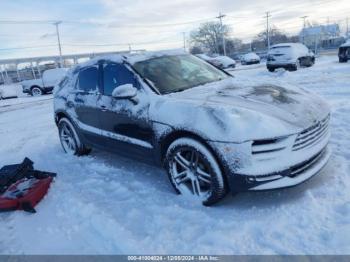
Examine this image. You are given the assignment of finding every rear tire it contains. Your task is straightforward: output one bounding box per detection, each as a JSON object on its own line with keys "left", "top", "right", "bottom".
{"left": 267, "top": 67, "right": 275, "bottom": 72}
{"left": 31, "top": 87, "right": 43, "bottom": 97}
{"left": 58, "top": 118, "right": 91, "bottom": 156}
{"left": 165, "top": 138, "right": 227, "bottom": 206}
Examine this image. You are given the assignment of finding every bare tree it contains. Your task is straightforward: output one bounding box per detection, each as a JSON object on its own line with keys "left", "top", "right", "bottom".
{"left": 254, "top": 26, "right": 289, "bottom": 47}
{"left": 190, "top": 22, "right": 231, "bottom": 54}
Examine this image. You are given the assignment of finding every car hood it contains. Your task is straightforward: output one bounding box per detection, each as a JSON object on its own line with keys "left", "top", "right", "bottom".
{"left": 21, "top": 79, "right": 42, "bottom": 87}
{"left": 152, "top": 78, "right": 330, "bottom": 142}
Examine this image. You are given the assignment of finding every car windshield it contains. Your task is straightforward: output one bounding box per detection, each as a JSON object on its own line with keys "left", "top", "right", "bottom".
{"left": 133, "top": 54, "right": 229, "bottom": 94}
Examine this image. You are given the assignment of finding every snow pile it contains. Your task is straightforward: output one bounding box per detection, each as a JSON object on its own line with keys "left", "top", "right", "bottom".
{"left": 0, "top": 84, "right": 21, "bottom": 98}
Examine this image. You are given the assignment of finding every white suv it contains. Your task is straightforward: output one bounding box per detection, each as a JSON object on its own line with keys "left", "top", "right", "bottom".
{"left": 267, "top": 43, "right": 315, "bottom": 72}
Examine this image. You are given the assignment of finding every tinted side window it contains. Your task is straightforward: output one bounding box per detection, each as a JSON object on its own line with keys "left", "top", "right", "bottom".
{"left": 103, "top": 63, "right": 137, "bottom": 96}
{"left": 78, "top": 67, "right": 99, "bottom": 92}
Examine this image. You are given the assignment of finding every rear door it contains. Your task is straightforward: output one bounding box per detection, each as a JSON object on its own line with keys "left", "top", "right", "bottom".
{"left": 96, "top": 62, "right": 154, "bottom": 162}
{"left": 71, "top": 65, "right": 103, "bottom": 145}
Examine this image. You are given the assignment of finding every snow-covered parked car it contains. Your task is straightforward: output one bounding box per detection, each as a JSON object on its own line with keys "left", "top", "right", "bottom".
{"left": 338, "top": 40, "right": 350, "bottom": 63}
{"left": 54, "top": 50, "right": 331, "bottom": 206}
{"left": 21, "top": 68, "right": 68, "bottom": 96}
{"left": 267, "top": 43, "right": 315, "bottom": 72}
{"left": 209, "top": 55, "right": 236, "bottom": 69}
{"left": 240, "top": 52, "right": 261, "bottom": 65}
{"left": 0, "top": 84, "right": 19, "bottom": 99}
{"left": 196, "top": 54, "right": 236, "bottom": 69}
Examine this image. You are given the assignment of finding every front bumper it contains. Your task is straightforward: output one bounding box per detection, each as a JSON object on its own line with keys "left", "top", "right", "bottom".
{"left": 228, "top": 147, "right": 331, "bottom": 192}
{"left": 43, "top": 86, "right": 54, "bottom": 93}
{"left": 267, "top": 62, "right": 296, "bottom": 69}
{"left": 244, "top": 60, "right": 260, "bottom": 65}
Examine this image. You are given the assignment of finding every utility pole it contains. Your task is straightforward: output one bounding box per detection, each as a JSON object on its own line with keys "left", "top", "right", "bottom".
{"left": 347, "top": 17, "right": 349, "bottom": 39}
{"left": 182, "top": 32, "right": 186, "bottom": 51}
{"left": 54, "top": 21, "right": 63, "bottom": 68}
{"left": 265, "top": 12, "right": 271, "bottom": 50}
{"left": 301, "top": 16, "right": 308, "bottom": 44}
{"left": 128, "top": 44, "right": 132, "bottom": 53}
{"left": 217, "top": 12, "right": 227, "bottom": 56}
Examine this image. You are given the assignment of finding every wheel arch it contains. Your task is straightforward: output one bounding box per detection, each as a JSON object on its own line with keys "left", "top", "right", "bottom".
{"left": 30, "top": 85, "right": 43, "bottom": 90}
{"left": 54, "top": 110, "right": 76, "bottom": 127}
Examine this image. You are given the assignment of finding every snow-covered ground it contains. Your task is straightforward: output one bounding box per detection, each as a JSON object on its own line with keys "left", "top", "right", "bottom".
{"left": 0, "top": 55, "right": 349, "bottom": 255}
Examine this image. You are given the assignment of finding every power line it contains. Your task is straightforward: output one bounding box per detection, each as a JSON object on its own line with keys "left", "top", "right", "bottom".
{"left": 64, "top": 39, "right": 183, "bottom": 47}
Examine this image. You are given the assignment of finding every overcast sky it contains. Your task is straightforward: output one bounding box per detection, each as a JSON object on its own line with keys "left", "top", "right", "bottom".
{"left": 0, "top": 0, "right": 349, "bottom": 59}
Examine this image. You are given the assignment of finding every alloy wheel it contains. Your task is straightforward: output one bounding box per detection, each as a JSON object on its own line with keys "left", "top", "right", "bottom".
{"left": 170, "top": 147, "right": 212, "bottom": 199}
{"left": 31, "top": 87, "right": 43, "bottom": 96}
{"left": 59, "top": 122, "right": 77, "bottom": 154}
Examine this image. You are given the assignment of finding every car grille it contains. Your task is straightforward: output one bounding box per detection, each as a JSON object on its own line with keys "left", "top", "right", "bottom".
{"left": 252, "top": 148, "right": 327, "bottom": 182}
{"left": 293, "top": 115, "right": 330, "bottom": 151}
{"left": 289, "top": 148, "right": 327, "bottom": 177}
{"left": 251, "top": 137, "right": 289, "bottom": 161}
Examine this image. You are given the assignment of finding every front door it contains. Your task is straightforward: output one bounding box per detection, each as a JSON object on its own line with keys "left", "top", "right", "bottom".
{"left": 70, "top": 65, "right": 102, "bottom": 146}
{"left": 96, "top": 62, "right": 154, "bottom": 162}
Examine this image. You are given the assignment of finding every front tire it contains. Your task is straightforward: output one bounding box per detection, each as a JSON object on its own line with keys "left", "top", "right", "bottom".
{"left": 58, "top": 118, "right": 91, "bottom": 156}
{"left": 165, "top": 138, "right": 227, "bottom": 206}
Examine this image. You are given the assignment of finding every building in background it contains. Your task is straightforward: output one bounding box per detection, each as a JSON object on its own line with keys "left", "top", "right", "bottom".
{"left": 299, "top": 24, "right": 342, "bottom": 51}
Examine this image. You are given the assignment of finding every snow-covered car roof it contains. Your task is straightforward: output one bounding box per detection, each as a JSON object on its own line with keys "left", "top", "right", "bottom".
{"left": 268, "top": 43, "right": 309, "bottom": 58}
{"left": 241, "top": 52, "right": 260, "bottom": 61}
{"left": 213, "top": 56, "right": 236, "bottom": 63}
{"left": 71, "top": 49, "right": 189, "bottom": 71}
{"left": 340, "top": 40, "right": 350, "bottom": 47}
{"left": 270, "top": 43, "right": 305, "bottom": 48}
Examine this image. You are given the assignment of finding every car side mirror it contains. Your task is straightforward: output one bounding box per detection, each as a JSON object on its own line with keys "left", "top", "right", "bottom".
{"left": 112, "top": 84, "right": 137, "bottom": 99}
